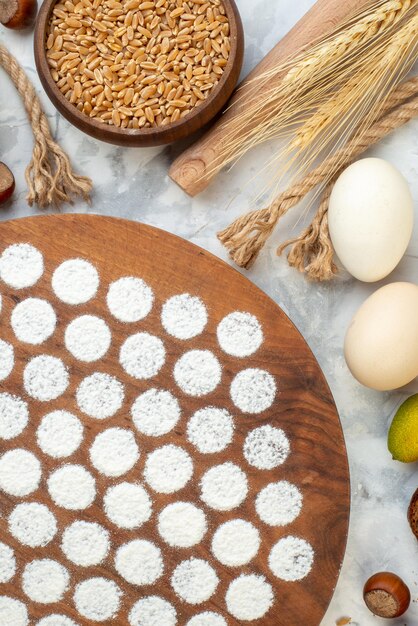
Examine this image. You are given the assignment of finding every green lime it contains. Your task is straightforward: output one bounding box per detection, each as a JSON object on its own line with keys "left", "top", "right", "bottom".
{"left": 388, "top": 394, "right": 418, "bottom": 463}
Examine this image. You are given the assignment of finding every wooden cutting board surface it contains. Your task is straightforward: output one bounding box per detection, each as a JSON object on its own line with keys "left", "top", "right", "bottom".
{"left": 0, "top": 215, "right": 350, "bottom": 626}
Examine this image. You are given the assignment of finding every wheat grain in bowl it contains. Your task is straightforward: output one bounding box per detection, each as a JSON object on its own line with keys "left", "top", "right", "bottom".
{"left": 45, "top": 0, "right": 231, "bottom": 129}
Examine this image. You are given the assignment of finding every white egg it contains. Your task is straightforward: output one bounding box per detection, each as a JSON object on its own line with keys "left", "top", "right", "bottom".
{"left": 345, "top": 282, "right": 418, "bottom": 391}
{"left": 329, "top": 158, "right": 413, "bottom": 282}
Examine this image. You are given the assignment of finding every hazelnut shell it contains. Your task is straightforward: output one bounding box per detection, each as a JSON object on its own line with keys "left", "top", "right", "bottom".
{"left": 408, "top": 488, "right": 418, "bottom": 540}
{"left": 0, "top": 162, "right": 15, "bottom": 204}
{"left": 1, "top": 0, "right": 38, "bottom": 29}
{"left": 363, "top": 572, "right": 410, "bottom": 619}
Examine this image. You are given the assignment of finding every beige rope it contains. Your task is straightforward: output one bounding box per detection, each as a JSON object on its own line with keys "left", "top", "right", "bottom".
{"left": 0, "top": 44, "right": 92, "bottom": 208}
{"left": 278, "top": 182, "right": 338, "bottom": 280}
{"left": 218, "top": 75, "right": 418, "bottom": 271}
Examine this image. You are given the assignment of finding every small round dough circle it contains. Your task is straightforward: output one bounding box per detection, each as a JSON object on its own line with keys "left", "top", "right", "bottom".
{"left": 76, "top": 372, "right": 124, "bottom": 419}
{"left": 256, "top": 481, "right": 303, "bottom": 526}
{"left": 174, "top": 350, "right": 221, "bottom": 397}
{"left": 47, "top": 465, "right": 96, "bottom": 510}
{"left": 115, "top": 540, "right": 163, "bottom": 586}
{"left": 0, "top": 341, "right": 14, "bottom": 381}
{"left": 212, "top": 520, "right": 260, "bottom": 567}
{"left": 11, "top": 298, "right": 56, "bottom": 345}
{"left": 61, "top": 521, "right": 110, "bottom": 567}
{"left": 104, "top": 482, "right": 152, "bottom": 529}
{"left": 36, "top": 616, "right": 79, "bottom": 626}
{"left": 0, "top": 596, "right": 28, "bottom": 626}
{"left": 128, "top": 596, "right": 177, "bottom": 626}
{"left": 89, "top": 427, "right": 139, "bottom": 477}
{"left": 65, "top": 315, "right": 111, "bottom": 362}
{"left": 158, "top": 502, "right": 207, "bottom": 548}
{"left": 226, "top": 574, "right": 274, "bottom": 621}
{"left": 244, "top": 425, "right": 290, "bottom": 470}
{"left": 131, "top": 388, "right": 181, "bottom": 437}
{"left": 171, "top": 558, "right": 218, "bottom": 605}
{"left": 0, "top": 392, "right": 28, "bottom": 440}
{"left": 107, "top": 277, "right": 153, "bottom": 322}
{"left": 120, "top": 332, "right": 165, "bottom": 380}
{"left": 230, "top": 368, "right": 276, "bottom": 413}
{"left": 217, "top": 311, "right": 263, "bottom": 357}
{"left": 22, "top": 559, "right": 69, "bottom": 604}
{"left": 0, "top": 244, "right": 43, "bottom": 289}
{"left": 74, "top": 578, "right": 121, "bottom": 622}
{"left": 186, "top": 613, "right": 227, "bottom": 626}
{"left": 9, "top": 502, "right": 57, "bottom": 548}
{"left": 161, "top": 294, "right": 207, "bottom": 339}
{"left": 269, "top": 536, "right": 314, "bottom": 581}
{"left": 187, "top": 407, "right": 234, "bottom": 454}
{"left": 0, "top": 542, "right": 16, "bottom": 583}
{"left": 37, "top": 411, "right": 83, "bottom": 459}
{"left": 52, "top": 259, "right": 99, "bottom": 305}
{"left": 200, "top": 462, "right": 248, "bottom": 511}
{"left": 0, "top": 449, "right": 41, "bottom": 496}
{"left": 24, "top": 355, "right": 69, "bottom": 402}
{"left": 144, "top": 445, "right": 193, "bottom": 494}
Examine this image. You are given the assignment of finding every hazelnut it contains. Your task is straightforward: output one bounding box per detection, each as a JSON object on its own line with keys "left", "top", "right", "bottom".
{"left": 363, "top": 572, "right": 410, "bottom": 618}
{"left": 0, "top": 0, "right": 38, "bottom": 30}
{"left": 0, "top": 162, "right": 15, "bottom": 204}
{"left": 408, "top": 488, "right": 418, "bottom": 540}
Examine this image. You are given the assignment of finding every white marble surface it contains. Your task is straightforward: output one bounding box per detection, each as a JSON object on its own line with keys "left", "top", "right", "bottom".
{"left": 0, "top": 0, "right": 418, "bottom": 624}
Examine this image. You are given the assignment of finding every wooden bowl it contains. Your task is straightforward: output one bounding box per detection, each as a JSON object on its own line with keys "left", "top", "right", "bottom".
{"left": 34, "top": 0, "right": 244, "bottom": 147}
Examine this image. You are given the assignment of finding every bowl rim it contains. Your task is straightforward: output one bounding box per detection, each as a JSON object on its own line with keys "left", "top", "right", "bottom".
{"left": 34, "top": 0, "right": 244, "bottom": 146}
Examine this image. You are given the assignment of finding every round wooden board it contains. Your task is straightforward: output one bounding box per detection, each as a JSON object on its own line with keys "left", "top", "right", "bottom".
{"left": 0, "top": 215, "right": 350, "bottom": 626}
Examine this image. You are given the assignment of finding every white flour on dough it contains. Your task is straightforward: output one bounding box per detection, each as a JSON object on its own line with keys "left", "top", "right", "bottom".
{"left": 52, "top": 259, "right": 99, "bottom": 305}
{"left": 131, "top": 388, "right": 181, "bottom": 437}
{"left": 230, "top": 368, "right": 276, "bottom": 414}
{"left": 171, "top": 558, "right": 218, "bottom": 605}
{"left": 158, "top": 502, "right": 207, "bottom": 548}
{"left": 9, "top": 502, "right": 57, "bottom": 548}
{"left": 0, "top": 596, "right": 28, "bottom": 626}
{"left": 37, "top": 411, "right": 83, "bottom": 459}
{"left": 0, "top": 449, "right": 41, "bottom": 497}
{"left": 217, "top": 312, "right": 263, "bottom": 357}
{"left": 65, "top": 315, "right": 111, "bottom": 362}
{"left": 73, "top": 577, "right": 121, "bottom": 621}
{"left": 128, "top": 596, "right": 177, "bottom": 626}
{"left": 0, "top": 392, "right": 28, "bottom": 440}
{"left": 0, "top": 542, "right": 15, "bottom": 583}
{"left": 0, "top": 341, "right": 14, "bottom": 381}
{"left": 61, "top": 521, "right": 110, "bottom": 567}
{"left": 0, "top": 244, "right": 43, "bottom": 289}
{"left": 174, "top": 350, "right": 221, "bottom": 397}
{"left": 256, "top": 481, "right": 302, "bottom": 527}
{"left": 47, "top": 465, "right": 96, "bottom": 510}
{"left": 161, "top": 294, "right": 207, "bottom": 340}
{"left": 22, "top": 559, "right": 69, "bottom": 604}
{"left": 226, "top": 574, "right": 274, "bottom": 621}
{"left": 268, "top": 536, "right": 314, "bottom": 581}
{"left": 11, "top": 298, "right": 56, "bottom": 345}
{"left": 115, "top": 539, "right": 163, "bottom": 586}
{"left": 107, "top": 277, "right": 153, "bottom": 323}
{"left": 104, "top": 482, "right": 152, "bottom": 529}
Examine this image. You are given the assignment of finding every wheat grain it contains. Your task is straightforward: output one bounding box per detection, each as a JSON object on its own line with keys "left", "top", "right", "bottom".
{"left": 46, "top": 0, "right": 230, "bottom": 129}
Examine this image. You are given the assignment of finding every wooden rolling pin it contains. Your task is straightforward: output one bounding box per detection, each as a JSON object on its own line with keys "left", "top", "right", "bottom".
{"left": 169, "top": 0, "right": 372, "bottom": 196}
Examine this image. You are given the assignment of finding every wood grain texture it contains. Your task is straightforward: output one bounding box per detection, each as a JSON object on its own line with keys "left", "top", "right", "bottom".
{"left": 169, "top": 0, "right": 373, "bottom": 195}
{"left": 34, "top": 0, "right": 244, "bottom": 147}
{"left": 0, "top": 215, "right": 350, "bottom": 625}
